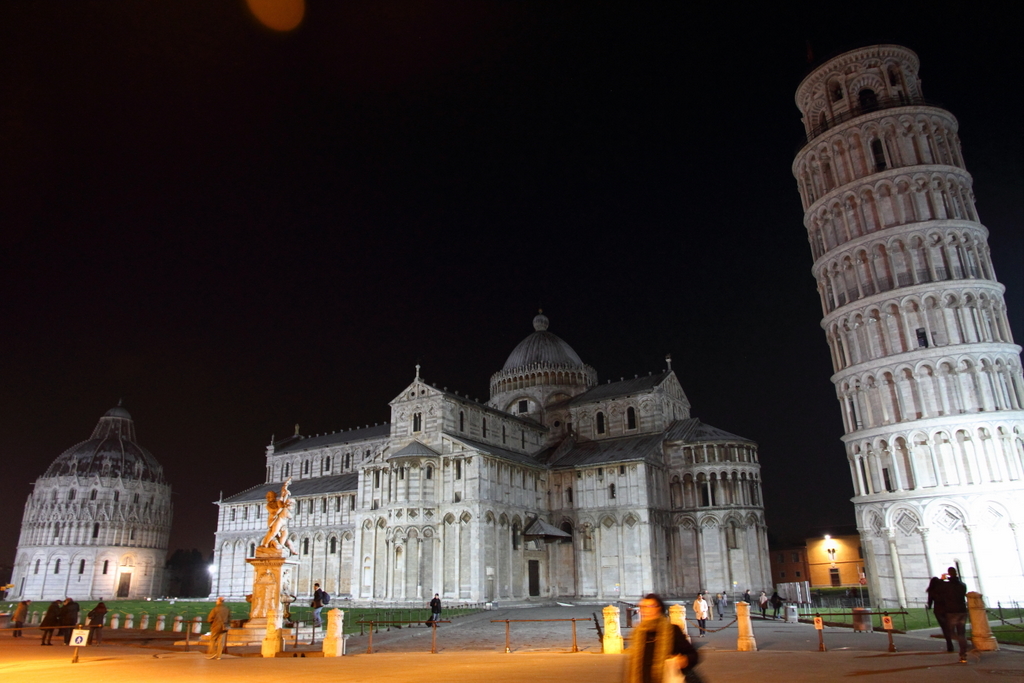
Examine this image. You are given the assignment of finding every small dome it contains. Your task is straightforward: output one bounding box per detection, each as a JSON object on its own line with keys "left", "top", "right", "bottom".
{"left": 41, "top": 406, "right": 166, "bottom": 484}
{"left": 502, "top": 312, "right": 586, "bottom": 371}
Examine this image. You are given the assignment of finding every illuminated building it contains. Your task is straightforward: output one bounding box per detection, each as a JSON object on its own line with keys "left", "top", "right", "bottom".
{"left": 210, "top": 313, "right": 771, "bottom": 603}
{"left": 793, "top": 45, "right": 1024, "bottom": 606}
{"left": 10, "top": 405, "right": 173, "bottom": 600}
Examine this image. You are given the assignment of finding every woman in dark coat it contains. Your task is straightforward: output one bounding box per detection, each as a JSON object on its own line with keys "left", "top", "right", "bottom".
{"left": 39, "top": 600, "right": 61, "bottom": 645}
{"left": 60, "top": 598, "right": 80, "bottom": 644}
{"left": 625, "top": 593, "right": 701, "bottom": 683}
{"left": 87, "top": 601, "right": 108, "bottom": 644}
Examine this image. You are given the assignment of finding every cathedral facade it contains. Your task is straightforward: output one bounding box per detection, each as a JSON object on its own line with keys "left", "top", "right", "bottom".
{"left": 792, "top": 45, "right": 1024, "bottom": 606}
{"left": 11, "top": 405, "right": 173, "bottom": 600}
{"left": 211, "top": 314, "right": 771, "bottom": 603}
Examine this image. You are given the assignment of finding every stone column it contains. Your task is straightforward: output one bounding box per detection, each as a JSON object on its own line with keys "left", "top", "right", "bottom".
{"left": 967, "top": 592, "right": 998, "bottom": 652}
{"left": 917, "top": 527, "right": 935, "bottom": 578}
{"left": 669, "top": 603, "right": 688, "bottom": 641}
{"left": 322, "top": 608, "right": 346, "bottom": 657}
{"left": 963, "top": 525, "right": 987, "bottom": 597}
{"left": 735, "top": 601, "right": 757, "bottom": 652}
{"left": 885, "top": 529, "right": 907, "bottom": 608}
{"left": 602, "top": 605, "right": 623, "bottom": 654}
{"left": 1010, "top": 523, "right": 1024, "bottom": 577}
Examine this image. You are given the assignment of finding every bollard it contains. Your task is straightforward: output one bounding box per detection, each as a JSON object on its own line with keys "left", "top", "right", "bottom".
{"left": 155, "top": 614, "right": 166, "bottom": 631}
{"left": 669, "top": 604, "right": 689, "bottom": 641}
{"left": 814, "top": 614, "right": 826, "bottom": 651}
{"left": 602, "top": 605, "right": 623, "bottom": 654}
{"left": 125, "top": 613, "right": 134, "bottom": 629}
{"left": 967, "top": 592, "right": 999, "bottom": 652}
{"left": 736, "top": 601, "right": 757, "bottom": 651}
{"left": 263, "top": 608, "right": 284, "bottom": 658}
{"left": 322, "top": 609, "right": 346, "bottom": 657}
{"left": 110, "top": 613, "right": 120, "bottom": 630}
{"left": 173, "top": 615, "right": 183, "bottom": 632}
{"left": 192, "top": 616, "right": 203, "bottom": 634}
{"left": 139, "top": 613, "right": 149, "bottom": 630}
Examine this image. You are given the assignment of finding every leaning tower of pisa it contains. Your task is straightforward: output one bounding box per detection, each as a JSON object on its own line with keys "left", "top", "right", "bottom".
{"left": 792, "top": 45, "right": 1024, "bottom": 607}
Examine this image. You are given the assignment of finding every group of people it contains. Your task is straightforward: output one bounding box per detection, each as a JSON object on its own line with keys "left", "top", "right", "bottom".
{"left": 29, "top": 598, "right": 107, "bottom": 644}
{"left": 926, "top": 566, "right": 971, "bottom": 663}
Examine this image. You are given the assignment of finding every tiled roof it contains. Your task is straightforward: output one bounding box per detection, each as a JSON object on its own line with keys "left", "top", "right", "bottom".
{"left": 448, "top": 434, "right": 544, "bottom": 468}
{"left": 546, "top": 432, "right": 666, "bottom": 469}
{"left": 223, "top": 473, "right": 359, "bottom": 504}
{"left": 564, "top": 371, "right": 672, "bottom": 405}
{"left": 388, "top": 440, "right": 439, "bottom": 459}
{"left": 664, "top": 418, "right": 755, "bottom": 444}
{"left": 275, "top": 424, "right": 391, "bottom": 453}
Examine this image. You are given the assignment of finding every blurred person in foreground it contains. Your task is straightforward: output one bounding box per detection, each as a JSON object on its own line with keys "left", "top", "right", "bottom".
{"left": 625, "top": 593, "right": 702, "bottom": 683}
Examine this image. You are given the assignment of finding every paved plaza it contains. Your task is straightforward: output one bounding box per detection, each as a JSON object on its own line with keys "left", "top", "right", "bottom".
{"left": 2, "top": 605, "right": 1022, "bottom": 682}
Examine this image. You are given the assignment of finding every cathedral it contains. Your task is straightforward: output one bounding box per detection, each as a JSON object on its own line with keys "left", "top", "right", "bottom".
{"left": 792, "top": 45, "right": 1024, "bottom": 605}
{"left": 210, "top": 313, "right": 771, "bottom": 603}
{"left": 10, "top": 405, "right": 173, "bottom": 600}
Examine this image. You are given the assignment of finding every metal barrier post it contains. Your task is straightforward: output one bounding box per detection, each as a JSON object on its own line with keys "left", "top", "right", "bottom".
{"left": 367, "top": 621, "right": 374, "bottom": 654}
{"left": 815, "top": 614, "right": 825, "bottom": 652}
{"left": 571, "top": 619, "right": 579, "bottom": 653}
{"left": 505, "top": 620, "right": 511, "bottom": 653}
{"left": 431, "top": 620, "right": 438, "bottom": 654}
{"left": 184, "top": 620, "right": 190, "bottom": 652}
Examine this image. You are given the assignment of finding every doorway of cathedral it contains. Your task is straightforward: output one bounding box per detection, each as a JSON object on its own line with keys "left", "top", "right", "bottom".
{"left": 528, "top": 560, "right": 540, "bottom": 597}
{"left": 116, "top": 572, "right": 132, "bottom": 598}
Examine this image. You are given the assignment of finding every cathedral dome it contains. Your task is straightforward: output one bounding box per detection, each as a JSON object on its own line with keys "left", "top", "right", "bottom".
{"left": 41, "top": 404, "right": 166, "bottom": 483}
{"left": 502, "top": 312, "right": 586, "bottom": 371}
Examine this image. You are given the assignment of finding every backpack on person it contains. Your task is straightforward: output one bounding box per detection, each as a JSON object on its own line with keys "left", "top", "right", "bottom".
{"left": 321, "top": 592, "right": 330, "bottom": 605}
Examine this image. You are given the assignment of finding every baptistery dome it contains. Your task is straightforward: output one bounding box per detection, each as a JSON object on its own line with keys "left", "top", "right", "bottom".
{"left": 42, "top": 405, "right": 167, "bottom": 483}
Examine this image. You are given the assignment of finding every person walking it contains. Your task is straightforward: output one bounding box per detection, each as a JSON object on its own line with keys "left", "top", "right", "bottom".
{"left": 624, "top": 593, "right": 700, "bottom": 683}
{"left": 926, "top": 576, "right": 953, "bottom": 652}
{"left": 206, "top": 597, "right": 231, "bottom": 660}
{"left": 60, "top": 598, "right": 80, "bottom": 645}
{"left": 39, "top": 600, "right": 60, "bottom": 645}
{"left": 742, "top": 589, "right": 751, "bottom": 606}
{"left": 12, "top": 600, "right": 30, "bottom": 637}
{"left": 87, "top": 600, "right": 108, "bottom": 644}
{"left": 311, "top": 583, "right": 325, "bottom": 628}
{"left": 429, "top": 593, "right": 442, "bottom": 624}
{"left": 938, "top": 567, "right": 970, "bottom": 663}
{"left": 716, "top": 593, "right": 727, "bottom": 620}
{"left": 770, "top": 591, "right": 783, "bottom": 620}
{"left": 693, "top": 593, "right": 710, "bottom": 637}
{"left": 758, "top": 591, "right": 769, "bottom": 619}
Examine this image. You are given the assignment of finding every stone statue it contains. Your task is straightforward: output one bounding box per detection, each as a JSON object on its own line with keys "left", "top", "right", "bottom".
{"left": 260, "top": 477, "right": 296, "bottom": 554}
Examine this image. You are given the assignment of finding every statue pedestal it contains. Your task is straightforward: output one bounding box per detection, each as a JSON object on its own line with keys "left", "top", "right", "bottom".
{"left": 233, "top": 548, "right": 297, "bottom": 647}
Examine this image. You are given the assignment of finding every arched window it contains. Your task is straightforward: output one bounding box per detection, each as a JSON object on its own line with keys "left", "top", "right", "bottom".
{"left": 34, "top": 559, "right": 40, "bottom": 574}
{"left": 413, "top": 413, "right": 422, "bottom": 432}
{"left": 249, "top": 543, "right": 256, "bottom": 557}
{"left": 459, "top": 411, "right": 465, "bottom": 432}
{"left": 566, "top": 487, "right": 573, "bottom": 505}
{"left": 284, "top": 462, "right": 291, "bottom": 477}
{"left": 93, "top": 523, "right": 100, "bottom": 539}
{"left": 502, "top": 426, "right": 507, "bottom": 444}
{"left": 626, "top": 407, "right": 637, "bottom": 430}
{"left": 859, "top": 88, "right": 878, "bottom": 111}
{"left": 78, "top": 559, "right": 86, "bottom": 575}
{"left": 482, "top": 418, "right": 488, "bottom": 438}
{"left": 90, "top": 489, "right": 97, "bottom": 501}
{"left": 871, "top": 139, "right": 886, "bottom": 172}
{"left": 609, "top": 483, "right": 616, "bottom": 499}
{"left": 102, "top": 560, "right": 109, "bottom": 575}
{"left": 344, "top": 453, "right": 351, "bottom": 469}
{"left": 596, "top": 412, "right": 606, "bottom": 434}
{"left": 68, "top": 489, "right": 76, "bottom": 501}
{"left": 53, "top": 523, "right": 60, "bottom": 537}
{"left": 230, "top": 509, "right": 236, "bottom": 521}
{"left": 559, "top": 521, "right": 573, "bottom": 544}
{"left": 426, "top": 465, "right": 433, "bottom": 480}
{"left": 330, "top": 537, "right": 337, "bottom": 554}
{"left": 303, "top": 538, "right": 310, "bottom": 555}
{"left": 512, "top": 523, "right": 521, "bottom": 550}
{"left": 303, "top": 460, "right": 310, "bottom": 475}
{"left": 54, "top": 559, "right": 61, "bottom": 574}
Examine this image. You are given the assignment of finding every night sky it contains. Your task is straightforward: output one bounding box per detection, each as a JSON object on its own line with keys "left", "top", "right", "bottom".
{"left": 2, "top": 2, "right": 1020, "bottom": 569}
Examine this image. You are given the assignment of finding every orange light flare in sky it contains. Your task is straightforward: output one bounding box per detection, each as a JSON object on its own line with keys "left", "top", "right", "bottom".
{"left": 244, "top": 0, "right": 305, "bottom": 32}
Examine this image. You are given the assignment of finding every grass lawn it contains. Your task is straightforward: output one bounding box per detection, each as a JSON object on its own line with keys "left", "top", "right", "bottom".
{"left": 801, "top": 605, "right": 1024, "bottom": 634}
{"left": 983, "top": 624, "right": 1024, "bottom": 645}
{"left": 3, "top": 599, "right": 479, "bottom": 635}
